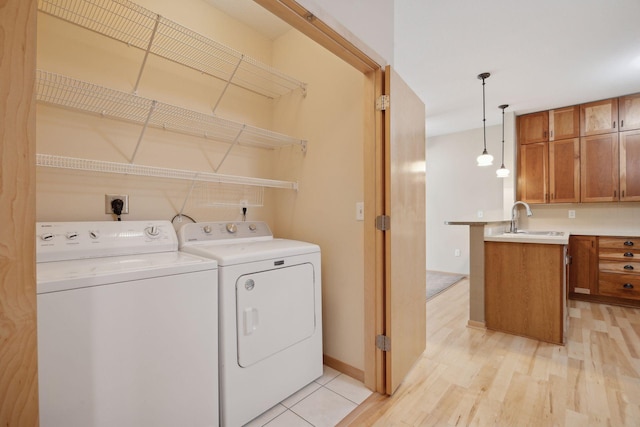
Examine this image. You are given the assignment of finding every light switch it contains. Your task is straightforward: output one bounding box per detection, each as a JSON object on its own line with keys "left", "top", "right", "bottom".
{"left": 356, "top": 202, "right": 364, "bottom": 221}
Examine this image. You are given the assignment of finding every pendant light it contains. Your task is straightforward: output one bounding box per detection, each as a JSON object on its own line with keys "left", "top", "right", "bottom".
{"left": 496, "top": 104, "right": 510, "bottom": 178}
{"left": 476, "top": 72, "right": 493, "bottom": 167}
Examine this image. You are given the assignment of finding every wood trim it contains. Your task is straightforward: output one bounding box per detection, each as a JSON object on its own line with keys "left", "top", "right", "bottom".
{"left": 569, "top": 293, "right": 640, "bottom": 308}
{"left": 253, "top": 0, "right": 381, "bottom": 73}
{"left": 335, "top": 392, "right": 387, "bottom": 427}
{"left": 0, "top": 0, "right": 38, "bottom": 425}
{"left": 466, "top": 320, "right": 486, "bottom": 329}
{"left": 323, "top": 354, "right": 364, "bottom": 383}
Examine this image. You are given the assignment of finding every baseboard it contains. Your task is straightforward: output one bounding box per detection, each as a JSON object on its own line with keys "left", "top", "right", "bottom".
{"left": 467, "top": 320, "right": 486, "bottom": 329}
{"left": 323, "top": 354, "right": 364, "bottom": 382}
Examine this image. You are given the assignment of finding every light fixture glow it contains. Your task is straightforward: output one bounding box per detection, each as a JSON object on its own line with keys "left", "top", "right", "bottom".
{"left": 496, "top": 104, "right": 510, "bottom": 178}
{"left": 477, "top": 73, "right": 493, "bottom": 166}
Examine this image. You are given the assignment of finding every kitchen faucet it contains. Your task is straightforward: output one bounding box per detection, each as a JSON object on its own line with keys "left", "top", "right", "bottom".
{"left": 509, "top": 201, "right": 533, "bottom": 233}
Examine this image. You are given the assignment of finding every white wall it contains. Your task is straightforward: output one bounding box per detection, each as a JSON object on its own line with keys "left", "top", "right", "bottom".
{"left": 295, "top": 0, "right": 393, "bottom": 66}
{"left": 426, "top": 115, "right": 515, "bottom": 274}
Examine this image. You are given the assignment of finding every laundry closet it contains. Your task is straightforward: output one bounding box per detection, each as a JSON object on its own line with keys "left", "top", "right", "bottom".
{"left": 36, "top": 0, "right": 367, "bottom": 376}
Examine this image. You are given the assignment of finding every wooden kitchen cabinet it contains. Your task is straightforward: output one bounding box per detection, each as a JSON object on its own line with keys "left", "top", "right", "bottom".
{"left": 598, "top": 237, "right": 640, "bottom": 301}
{"left": 549, "top": 105, "right": 580, "bottom": 141}
{"left": 517, "top": 111, "right": 549, "bottom": 144}
{"left": 485, "top": 241, "right": 566, "bottom": 345}
{"left": 568, "top": 235, "right": 597, "bottom": 295}
{"left": 619, "top": 93, "right": 640, "bottom": 131}
{"left": 620, "top": 129, "right": 640, "bottom": 201}
{"left": 580, "top": 133, "right": 619, "bottom": 202}
{"left": 580, "top": 98, "right": 618, "bottom": 136}
{"left": 517, "top": 138, "right": 579, "bottom": 204}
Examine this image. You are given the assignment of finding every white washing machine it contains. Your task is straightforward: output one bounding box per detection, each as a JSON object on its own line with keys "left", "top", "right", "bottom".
{"left": 178, "top": 221, "right": 322, "bottom": 427}
{"left": 36, "top": 221, "right": 219, "bottom": 427}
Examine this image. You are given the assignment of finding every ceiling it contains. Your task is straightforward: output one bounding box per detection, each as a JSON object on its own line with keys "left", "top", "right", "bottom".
{"left": 204, "top": 0, "right": 640, "bottom": 136}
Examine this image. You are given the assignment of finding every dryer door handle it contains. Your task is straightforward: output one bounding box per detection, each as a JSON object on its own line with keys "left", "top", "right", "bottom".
{"left": 243, "top": 308, "right": 259, "bottom": 335}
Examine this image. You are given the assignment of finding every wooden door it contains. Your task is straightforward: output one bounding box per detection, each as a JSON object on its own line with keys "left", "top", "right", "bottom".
{"left": 549, "top": 138, "right": 580, "bottom": 203}
{"left": 518, "top": 142, "right": 548, "bottom": 203}
{"left": 619, "top": 93, "right": 640, "bottom": 131}
{"left": 620, "top": 129, "right": 640, "bottom": 201}
{"left": 580, "top": 98, "right": 618, "bottom": 136}
{"left": 580, "top": 133, "right": 619, "bottom": 202}
{"left": 549, "top": 106, "right": 579, "bottom": 141}
{"left": 517, "top": 111, "right": 549, "bottom": 144}
{"left": 568, "top": 235, "right": 598, "bottom": 295}
{"left": 384, "top": 65, "right": 426, "bottom": 394}
{"left": 0, "top": 0, "right": 39, "bottom": 424}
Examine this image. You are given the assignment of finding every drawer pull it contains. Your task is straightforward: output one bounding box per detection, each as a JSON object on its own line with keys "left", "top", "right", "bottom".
{"left": 624, "top": 265, "right": 634, "bottom": 270}
{"left": 624, "top": 241, "right": 634, "bottom": 246}
{"left": 624, "top": 252, "right": 634, "bottom": 257}
{"left": 623, "top": 283, "right": 634, "bottom": 289}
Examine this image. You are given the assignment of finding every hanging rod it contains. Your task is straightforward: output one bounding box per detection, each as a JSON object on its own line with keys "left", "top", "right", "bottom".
{"left": 37, "top": 0, "right": 307, "bottom": 98}
{"left": 36, "top": 154, "right": 299, "bottom": 190}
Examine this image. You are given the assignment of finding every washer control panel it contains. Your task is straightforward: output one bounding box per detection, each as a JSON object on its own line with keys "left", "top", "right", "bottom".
{"left": 36, "top": 221, "right": 178, "bottom": 263}
{"left": 179, "top": 221, "right": 272, "bottom": 244}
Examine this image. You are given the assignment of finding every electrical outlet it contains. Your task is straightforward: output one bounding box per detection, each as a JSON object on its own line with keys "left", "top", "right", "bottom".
{"left": 477, "top": 210, "right": 484, "bottom": 218}
{"left": 356, "top": 202, "right": 364, "bottom": 221}
{"left": 105, "top": 194, "right": 129, "bottom": 214}
{"left": 454, "top": 249, "right": 461, "bottom": 257}
{"left": 568, "top": 210, "right": 576, "bottom": 219}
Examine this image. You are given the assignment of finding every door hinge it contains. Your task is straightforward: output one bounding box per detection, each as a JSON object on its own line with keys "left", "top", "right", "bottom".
{"left": 376, "top": 215, "right": 390, "bottom": 231}
{"left": 376, "top": 95, "right": 389, "bottom": 111}
{"left": 376, "top": 334, "right": 390, "bottom": 352}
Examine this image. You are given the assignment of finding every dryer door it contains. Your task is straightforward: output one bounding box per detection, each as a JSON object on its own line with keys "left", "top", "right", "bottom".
{"left": 236, "top": 262, "right": 316, "bottom": 367}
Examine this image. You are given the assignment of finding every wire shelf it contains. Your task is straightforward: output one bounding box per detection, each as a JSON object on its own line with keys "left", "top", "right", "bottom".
{"left": 37, "top": 0, "right": 307, "bottom": 98}
{"left": 36, "top": 70, "right": 307, "bottom": 150}
{"left": 36, "top": 153, "right": 299, "bottom": 190}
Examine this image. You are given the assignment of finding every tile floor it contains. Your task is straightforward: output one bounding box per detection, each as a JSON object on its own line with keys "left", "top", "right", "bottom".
{"left": 243, "top": 365, "right": 372, "bottom": 427}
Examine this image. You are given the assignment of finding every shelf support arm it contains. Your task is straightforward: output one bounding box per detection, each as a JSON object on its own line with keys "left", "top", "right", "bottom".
{"left": 133, "top": 14, "right": 162, "bottom": 94}
{"left": 130, "top": 100, "right": 158, "bottom": 163}
{"left": 211, "top": 55, "right": 244, "bottom": 115}
{"left": 214, "top": 125, "right": 245, "bottom": 173}
{"left": 178, "top": 173, "right": 200, "bottom": 219}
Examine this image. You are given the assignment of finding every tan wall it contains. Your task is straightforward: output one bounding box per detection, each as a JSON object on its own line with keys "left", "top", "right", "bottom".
{"left": 270, "top": 30, "right": 366, "bottom": 370}
{"left": 35, "top": 0, "right": 366, "bottom": 371}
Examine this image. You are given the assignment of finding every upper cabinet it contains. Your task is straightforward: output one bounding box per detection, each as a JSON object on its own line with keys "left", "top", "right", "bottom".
{"left": 580, "top": 98, "right": 618, "bottom": 136}
{"left": 620, "top": 129, "right": 640, "bottom": 201}
{"left": 619, "top": 93, "right": 640, "bottom": 131}
{"left": 580, "top": 133, "right": 619, "bottom": 202}
{"left": 518, "top": 111, "right": 549, "bottom": 144}
{"left": 549, "top": 106, "right": 579, "bottom": 141}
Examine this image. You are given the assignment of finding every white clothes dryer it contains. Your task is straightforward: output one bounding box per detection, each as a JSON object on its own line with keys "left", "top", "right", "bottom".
{"left": 178, "top": 221, "right": 322, "bottom": 427}
{"left": 36, "top": 221, "right": 219, "bottom": 427}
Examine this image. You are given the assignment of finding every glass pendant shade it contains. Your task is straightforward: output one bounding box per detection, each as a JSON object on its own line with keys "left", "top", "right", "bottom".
{"left": 477, "top": 150, "right": 494, "bottom": 166}
{"left": 496, "top": 165, "right": 510, "bottom": 178}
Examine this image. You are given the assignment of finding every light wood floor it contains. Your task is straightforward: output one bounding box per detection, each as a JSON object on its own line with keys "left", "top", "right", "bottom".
{"left": 340, "top": 278, "right": 640, "bottom": 426}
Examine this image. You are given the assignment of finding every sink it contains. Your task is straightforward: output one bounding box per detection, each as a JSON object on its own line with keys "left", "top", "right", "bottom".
{"left": 510, "top": 230, "right": 564, "bottom": 236}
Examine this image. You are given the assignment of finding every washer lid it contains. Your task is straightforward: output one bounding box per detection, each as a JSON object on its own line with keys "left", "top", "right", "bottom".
{"left": 37, "top": 251, "right": 217, "bottom": 294}
{"left": 180, "top": 238, "right": 320, "bottom": 266}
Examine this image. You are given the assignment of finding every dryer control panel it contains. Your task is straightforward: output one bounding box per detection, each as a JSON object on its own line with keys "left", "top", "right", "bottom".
{"left": 178, "top": 221, "right": 272, "bottom": 244}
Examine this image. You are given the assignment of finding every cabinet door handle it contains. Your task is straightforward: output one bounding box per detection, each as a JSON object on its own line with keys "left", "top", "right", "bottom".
{"left": 624, "top": 241, "right": 634, "bottom": 246}
{"left": 624, "top": 265, "right": 634, "bottom": 270}
{"left": 550, "top": 130, "right": 553, "bottom": 138}
{"left": 623, "top": 283, "right": 634, "bottom": 289}
{"left": 613, "top": 121, "right": 616, "bottom": 128}
{"left": 621, "top": 119, "right": 624, "bottom": 128}
{"left": 624, "top": 252, "right": 634, "bottom": 257}
{"left": 543, "top": 131, "right": 547, "bottom": 138}
{"left": 614, "top": 190, "right": 617, "bottom": 198}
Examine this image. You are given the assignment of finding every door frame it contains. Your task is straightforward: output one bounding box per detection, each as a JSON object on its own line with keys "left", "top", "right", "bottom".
{"left": 254, "top": 0, "right": 386, "bottom": 393}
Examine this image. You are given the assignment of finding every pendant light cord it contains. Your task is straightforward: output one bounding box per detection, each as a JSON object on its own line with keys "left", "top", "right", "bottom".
{"left": 501, "top": 106, "right": 505, "bottom": 167}
{"left": 482, "top": 76, "right": 487, "bottom": 153}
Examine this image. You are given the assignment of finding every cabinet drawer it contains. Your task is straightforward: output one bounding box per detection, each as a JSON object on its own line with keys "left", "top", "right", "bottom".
{"left": 599, "top": 273, "right": 640, "bottom": 300}
{"left": 599, "top": 248, "right": 640, "bottom": 261}
{"left": 599, "top": 237, "right": 640, "bottom": 249}
{"left": 599, "top": 260, "right": 640, "bottom": 274}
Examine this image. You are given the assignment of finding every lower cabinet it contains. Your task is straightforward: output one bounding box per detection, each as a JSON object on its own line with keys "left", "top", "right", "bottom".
{"left": 569, "top": 235, "right": 640, "bottom": 306}
{"left": 485, "top": 241, "right": 566, "bottom": 345}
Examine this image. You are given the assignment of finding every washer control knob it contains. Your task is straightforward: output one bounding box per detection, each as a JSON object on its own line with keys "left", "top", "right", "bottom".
{"left": 145, "top": 225, "right": 160, "bottom": 238}
{"left": 249, "top": 223, "right": 257, "bottom": 231}
{"left": 203, "top": 225, "right": 212, "bottom": 234}
{"left": 41, "top": 233, "right": 54, "bottom": 242}
{"left": 226, "top": 223, "right": 237, "bottom": 234}
{"left": 89, "top": 230, "right": 100, "bottom": 239}
{"left": 66, "top": 232, "right": 79, "bottom": 240}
